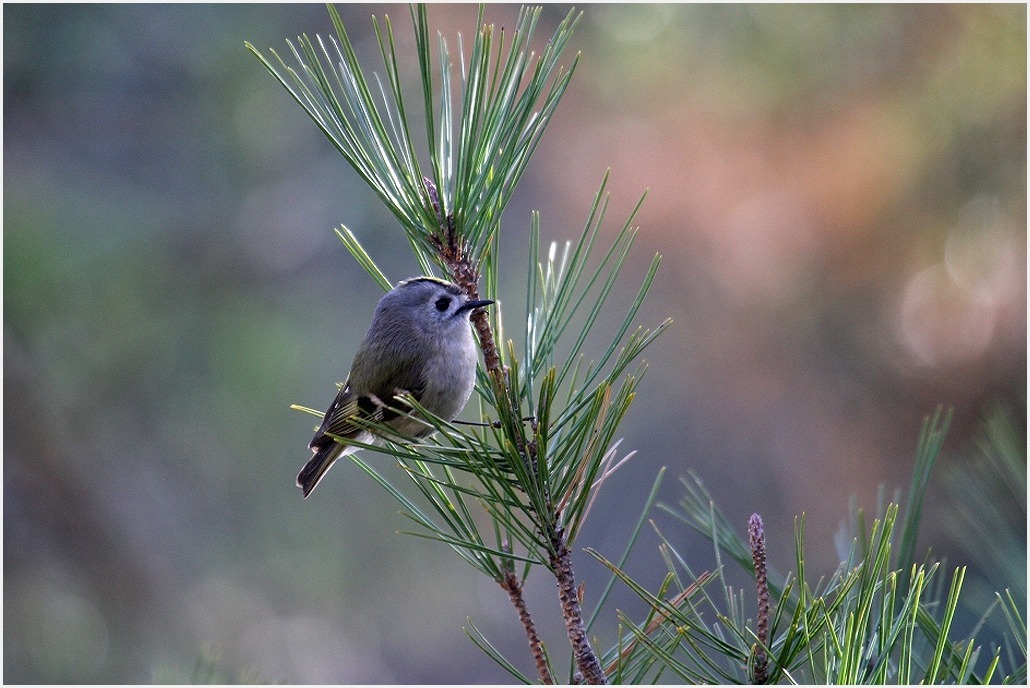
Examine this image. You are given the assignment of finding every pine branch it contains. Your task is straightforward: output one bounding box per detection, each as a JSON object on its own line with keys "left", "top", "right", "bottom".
{"left": 748, "top": 513, "right": 770, "bottom": 684}
{"left": 426, "top": 175, "right": 609, "bottom": 681}
{"left": 424, "top": 171, "right": 609, "bottom": 681}
{"left": 422, "top": 176, "right": 504, "bottom": 384}
{"left": 499, "top": 565, "right": 554, "bottom": 684}
{"left": 550, "top": 531, "right": 608, "bottom": 684}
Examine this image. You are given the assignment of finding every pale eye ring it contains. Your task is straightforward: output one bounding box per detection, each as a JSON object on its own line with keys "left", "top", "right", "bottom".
{"left": 434, "top": 296, "right": 451, "bottom": 312}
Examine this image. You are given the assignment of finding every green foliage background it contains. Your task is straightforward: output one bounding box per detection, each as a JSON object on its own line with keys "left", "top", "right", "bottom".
{"left": 4, "top": 4, "right": 1025, "bottom": 683}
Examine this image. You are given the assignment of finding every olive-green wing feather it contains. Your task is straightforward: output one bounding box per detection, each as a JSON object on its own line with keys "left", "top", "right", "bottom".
{"left": 298, "top": 383, "right": 375, "bottom": 499}
{"left": 340, "top": 336, "right": 429, "bottom": 431}
{"left": 309, "top": 382, "right": 370, "bottom": 450}
{"left": 299, "top": 338, "right": 428, "bottom": 498}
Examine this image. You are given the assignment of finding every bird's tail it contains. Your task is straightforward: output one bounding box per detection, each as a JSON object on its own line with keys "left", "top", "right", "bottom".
{"left": 296, "top": 444, "right": 341, "bottom": 498}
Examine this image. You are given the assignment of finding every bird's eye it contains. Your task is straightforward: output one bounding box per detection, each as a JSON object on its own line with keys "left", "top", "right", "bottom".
{"left": 434, "top": 296, "right": 451, "bottom": 312}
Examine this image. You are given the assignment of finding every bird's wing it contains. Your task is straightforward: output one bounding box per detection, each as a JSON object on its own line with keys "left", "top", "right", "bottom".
{"left": 362, "top": 352, "right": 427, "bottom": 412}
{"left": 310, "top": 364, "right": 427, "bottom": 451}
{"left": 310, "top": 382, "right": 369, "bottom": 450}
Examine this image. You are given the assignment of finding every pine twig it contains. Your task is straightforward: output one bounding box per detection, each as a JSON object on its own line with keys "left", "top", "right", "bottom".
{"left": 500, "top": 564, "right": 553, "bottom": 684}
{"left": 748, "top": 513, "right": 771, "bottom": 684}
{"left": 425, "top": 178, "right": 606, "bottom": 683}
{"left": 550, "top": 530, "right": 609, "bottom": 684}
{"left": 424, "top": 177, "right": 501, "bottom": 376}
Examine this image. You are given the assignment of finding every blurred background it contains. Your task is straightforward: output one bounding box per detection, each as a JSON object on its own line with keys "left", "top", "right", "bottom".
{"left": 4, "top": 3, "right": 1025, "bottom": 683}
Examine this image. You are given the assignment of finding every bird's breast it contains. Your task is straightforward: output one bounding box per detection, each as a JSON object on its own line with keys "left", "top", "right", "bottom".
{"left": 418, "top": 334, "right": 478, "bottom": 421}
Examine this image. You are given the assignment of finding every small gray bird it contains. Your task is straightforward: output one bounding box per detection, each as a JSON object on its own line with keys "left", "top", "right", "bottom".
{"left": 298, "top": 277, "right": 494, "bottom": 497}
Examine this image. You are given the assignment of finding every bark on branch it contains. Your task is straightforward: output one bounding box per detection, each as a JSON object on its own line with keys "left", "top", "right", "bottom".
{"left": 500, "top": 569, "right": 554, "bottom": 684}
{"left": 550, "top": 531, "right": 608, "bottom": 684}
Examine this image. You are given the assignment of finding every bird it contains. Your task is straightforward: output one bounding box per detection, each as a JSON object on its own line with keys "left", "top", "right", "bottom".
{"left": 297, "top": 277, "right": 494, "bottom": 497}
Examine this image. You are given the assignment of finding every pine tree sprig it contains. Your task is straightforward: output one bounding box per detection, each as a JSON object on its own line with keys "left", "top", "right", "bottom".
{"left": 606, "top": 408, "right": 1025, "bottom": 684}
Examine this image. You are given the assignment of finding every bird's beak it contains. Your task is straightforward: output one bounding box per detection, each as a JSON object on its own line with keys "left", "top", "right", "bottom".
{"left": 458, "top": 298, "right": 495, "bottom": 314}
